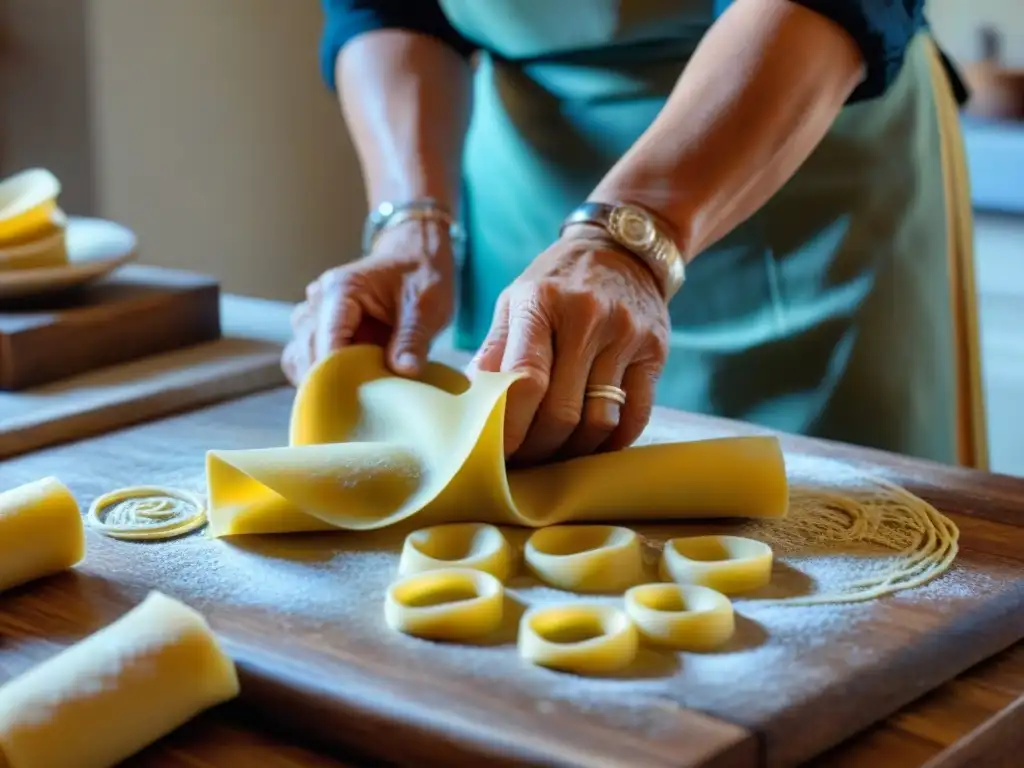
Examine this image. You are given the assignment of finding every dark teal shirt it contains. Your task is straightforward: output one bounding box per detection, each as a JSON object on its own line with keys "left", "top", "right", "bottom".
{"left": 319, "top": 0, "right": 964, "bottom": 103}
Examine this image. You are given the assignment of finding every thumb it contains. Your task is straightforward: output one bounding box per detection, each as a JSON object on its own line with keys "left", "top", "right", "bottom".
{"left": 466, "top": 294, "right": 511, "bottom": 379}
{"left": 388, "top": 288, "right": 436, "bottom": 377}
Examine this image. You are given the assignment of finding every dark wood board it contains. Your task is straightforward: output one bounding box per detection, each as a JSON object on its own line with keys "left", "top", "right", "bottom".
{"left": 0, "top": 336, "right": 287, "bottom": 460}
{"left": 0, "top": 386, "right": 1023, "bottom": 767}
{"left": 125, "top": 712, "right": 358, "bottom": 768}
{"left": 0, "top": 264, "right": 221, "bottom": 390}
{"left": 811, "top": 640, "right": 1024, "bottom": 767}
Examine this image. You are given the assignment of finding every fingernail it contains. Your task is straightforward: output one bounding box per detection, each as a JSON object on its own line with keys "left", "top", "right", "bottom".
{"left": 397, "top": 352, "right": 418, "bottom": 372}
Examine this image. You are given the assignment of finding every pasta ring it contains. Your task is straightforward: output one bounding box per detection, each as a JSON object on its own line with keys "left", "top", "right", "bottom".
{"left": 518, "top": 604, "right": 638, "bottom": 675}
{"left": 659, "top": 535, "right": 773, "bottom": 595}
{"left": 524, "top": 525, "right": 643, "bottom": 593}
{"left": 398, "top": 523, "right": 513, "bottom": 582}
{"left": 384, "top": 567, "right": 504, "bottom": 641}
{"left": 87, "top": 486, "right": 207, "bottom": 541}
{"left": 624, "top": 583, "right": 735, "bottom": 651}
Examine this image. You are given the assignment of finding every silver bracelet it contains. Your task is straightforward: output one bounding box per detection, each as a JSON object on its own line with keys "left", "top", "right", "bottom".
{"left": 361, "top": 199, "right": 467, "bottom": 259}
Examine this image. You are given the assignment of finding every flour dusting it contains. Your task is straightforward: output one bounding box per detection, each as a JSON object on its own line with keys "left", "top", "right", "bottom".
{"left": 4, "top": 397, "right": 1018, "bottom": 736}
{"left": 83, "top": 463, "right": 1009, "bottom": 734}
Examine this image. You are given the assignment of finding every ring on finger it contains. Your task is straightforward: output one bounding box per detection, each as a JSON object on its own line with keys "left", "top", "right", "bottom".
{"left": 584, "top": 384, "right": 627, "bottom": 405}
{"left": 557, "top": 374, "right": 627, "bottom": 460}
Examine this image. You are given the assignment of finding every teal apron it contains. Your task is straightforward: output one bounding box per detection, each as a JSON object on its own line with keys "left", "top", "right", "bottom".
{"left": 441, "top": 0, "right": 958, "bottom": 464}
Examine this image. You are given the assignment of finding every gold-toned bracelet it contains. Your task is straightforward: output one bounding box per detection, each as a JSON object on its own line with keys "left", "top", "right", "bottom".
{"left": 561, "top": 201, "right": 685, "bottom": 301}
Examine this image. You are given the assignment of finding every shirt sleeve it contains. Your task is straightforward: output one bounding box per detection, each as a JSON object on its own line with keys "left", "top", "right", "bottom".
{"left": 788, "top": 0, "right": 927, "bottom": 102}
{"left": 319, "top": 0, "right": 476, "bottom": 90}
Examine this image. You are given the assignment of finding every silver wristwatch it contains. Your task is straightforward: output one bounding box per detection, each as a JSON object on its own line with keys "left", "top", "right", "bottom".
{"left": 561, "top": 202, "right": 685, "bottom": 300}
{"left": 362, "top": 198, "right": 467, "bottom": 260}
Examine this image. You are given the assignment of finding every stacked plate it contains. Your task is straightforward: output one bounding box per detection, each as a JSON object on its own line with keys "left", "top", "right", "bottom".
{"left": 0, "top": 168, "right": 138, "bottom": 299}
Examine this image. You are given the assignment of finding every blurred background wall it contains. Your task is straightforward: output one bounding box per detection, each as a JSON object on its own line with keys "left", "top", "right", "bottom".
{"left": 929, "top": 0, "right": 1024, "bottom": 65}
{"left": 0, "top": 0, "right": 364, "bottom": 300}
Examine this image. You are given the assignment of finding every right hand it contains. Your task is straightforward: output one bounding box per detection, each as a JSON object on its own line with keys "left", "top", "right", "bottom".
{"left": 282, "top": 220, "right": 455, "bottom": 386}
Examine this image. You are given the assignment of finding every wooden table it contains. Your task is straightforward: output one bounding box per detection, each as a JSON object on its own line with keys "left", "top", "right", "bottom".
{"left": 126, "top": 713, "right": 355, "bottom": 767}
{"left": 2, "top": 357, "right": 1024, "bottom": 765}
{"left": 139, "top": 642, "right": 1024, "bottom": 767}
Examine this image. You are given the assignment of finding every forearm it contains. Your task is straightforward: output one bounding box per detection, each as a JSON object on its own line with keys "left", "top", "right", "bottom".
{"left": 336, "top": 30, "right": 473, "bottom": 213}
{"left": 591, "top": 0, "right": 865, "bottom": 262}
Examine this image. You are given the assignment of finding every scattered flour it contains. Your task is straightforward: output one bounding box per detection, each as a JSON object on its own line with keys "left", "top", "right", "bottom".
{"left": 4, "top": 400, "right": 1018, "bottom": 738}
{"left": 81, "top": 459, "right": 1011, "bottom": 735}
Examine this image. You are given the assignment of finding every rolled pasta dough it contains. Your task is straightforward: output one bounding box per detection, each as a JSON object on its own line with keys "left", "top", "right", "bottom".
{"left": 0, "top": 591, "right": 240, "bottom": 768}
{"left": 206, "top": 346, "right": 789, "bottom": 536}
{"left": 0, "top": 477, "right": 84, "bottom": 594}
{"left": 87, "top": 485, "right": 206, "bottom": 541}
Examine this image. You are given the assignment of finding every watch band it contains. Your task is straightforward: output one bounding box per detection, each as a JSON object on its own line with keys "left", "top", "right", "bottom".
{"left": 561, "top": 202, "right": 685, "bottom": 300}
{"left": 362, "top": 199, "right": 467, "bottom": 259}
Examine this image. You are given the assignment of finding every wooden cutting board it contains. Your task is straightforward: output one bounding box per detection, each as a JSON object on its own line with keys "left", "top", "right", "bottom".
{"left": 0, "top": 265, "right": 221, "bottom": 390}
{"left": 1, "top": 382, "right": 1023, "bottom": 767}
{"left": 0, "top": 336, "right": 286, "bottom": 459}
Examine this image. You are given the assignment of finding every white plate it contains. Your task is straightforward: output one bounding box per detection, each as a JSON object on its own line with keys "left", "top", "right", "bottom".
{"left": 0, "top": 217, "right": 137, "bottom": 300}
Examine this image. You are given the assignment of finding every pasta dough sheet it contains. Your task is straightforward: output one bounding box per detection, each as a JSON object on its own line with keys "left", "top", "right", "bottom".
{"left": 0, "top": 477, "right": 85, "bottom": 593}
{"left": 0, "top": 169, "right": 67, "bottom": 271}
{"left": 0, "top": 591, "right": 240, "bottom": 768}
{"left": 207, "top": 345, "right": 789, "bottom": 536}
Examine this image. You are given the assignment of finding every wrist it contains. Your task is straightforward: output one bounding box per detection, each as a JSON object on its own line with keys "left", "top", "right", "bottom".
{"left": 560, "top": 201, "right": 685, "bottom": 300}
{"left": 366, "top": 179, "right": 460, "bottom": 218}
{"left": 371, "top": 217, "right": 457, "bottom": 270}
{"left": 363, "top": 198, "right": 465, "bottom": 264}
{"left": 590, "top": 167, "right": 697, "bottom": 264}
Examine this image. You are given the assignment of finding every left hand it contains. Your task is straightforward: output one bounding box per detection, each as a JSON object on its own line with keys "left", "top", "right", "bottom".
{"left": 467, "top": 225, "right": 670, "bottom": 464}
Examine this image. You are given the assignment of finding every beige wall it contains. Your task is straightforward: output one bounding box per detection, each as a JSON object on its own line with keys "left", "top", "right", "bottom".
{"left": 3, "top": 0, "right": 365, "bottom": 301}
{"left": 930, "top": 0, "right": 1024, "bottom": 66}
{"left": 1, "top": 0, "right": 97, "bottom": 215}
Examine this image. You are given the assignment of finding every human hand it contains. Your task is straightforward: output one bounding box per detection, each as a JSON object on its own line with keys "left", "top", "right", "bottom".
{"left": 282, "top": 220, "right": 455, "bottom": 385}
{"left": 467, "top": 225, "right": 670, "bottom": 464}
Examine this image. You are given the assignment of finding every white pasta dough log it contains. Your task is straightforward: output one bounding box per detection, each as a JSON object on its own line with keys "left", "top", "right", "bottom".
{"left": 0, "top": 477, "right": 85, "bottom": 594}
{"left": 0, "top": 591, "right": 240, "bottom": 768}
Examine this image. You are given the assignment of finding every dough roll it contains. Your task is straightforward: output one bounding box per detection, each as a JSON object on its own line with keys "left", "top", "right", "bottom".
{"left": 0, "top": 477, "right": 85, "bottom": 593}
{"left": 207, "top": 346, "right": 789, "bottom": 537}
{"left": 0, "top": 591, "right": 240, "bottom": 768}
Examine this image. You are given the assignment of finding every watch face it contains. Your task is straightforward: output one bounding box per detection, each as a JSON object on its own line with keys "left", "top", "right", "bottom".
{"left": 611, "top": 206, "right": 657, "bottom": 250}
